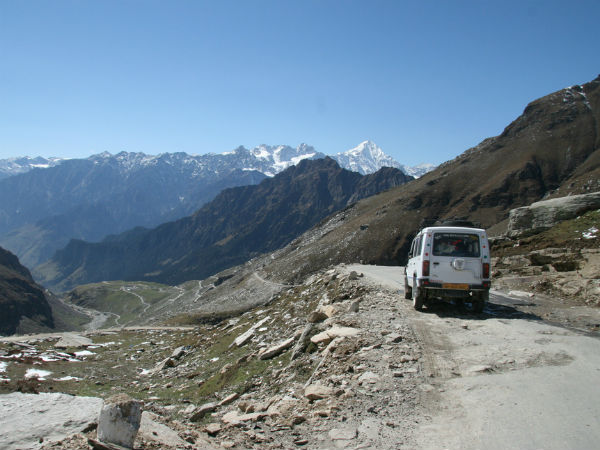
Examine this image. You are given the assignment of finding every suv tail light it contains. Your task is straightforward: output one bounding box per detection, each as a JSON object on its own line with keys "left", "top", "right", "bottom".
{"left": 422, "top": 260, "right": 430, "bottom": 277}
{"left": 482, "top": 262, "right": 490, "bottom": 279}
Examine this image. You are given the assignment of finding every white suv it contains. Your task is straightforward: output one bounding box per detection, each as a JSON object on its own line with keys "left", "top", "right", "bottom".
{"left": 404, "top": 223, "right": 491, "bottom": 312}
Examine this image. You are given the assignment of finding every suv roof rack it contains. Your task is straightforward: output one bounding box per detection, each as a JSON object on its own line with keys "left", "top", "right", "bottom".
{"left": 435, "top": 218, "right": 481, "bottom": 228}
{"left": 419, "top": 218, "right": 438, "bottom": 228}
{"left": 417, "top": 217, "right": 483, "bottom": 232}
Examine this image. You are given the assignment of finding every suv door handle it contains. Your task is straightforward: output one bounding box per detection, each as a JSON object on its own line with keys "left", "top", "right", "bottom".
{"left": 433, "top": 262, "right": 439, "bottom": 265}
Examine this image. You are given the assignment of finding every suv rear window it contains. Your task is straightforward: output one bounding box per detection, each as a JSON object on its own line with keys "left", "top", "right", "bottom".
{"left": 432, "top": 233, "right": 480, "bottom": 257}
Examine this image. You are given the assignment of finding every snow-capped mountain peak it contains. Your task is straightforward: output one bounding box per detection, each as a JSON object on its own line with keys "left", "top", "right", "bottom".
{"left": 0, "top": 141, "right": 435, "bottom": 180}
{"left": 333, "top": 140, "right": 402, "bottom": 175}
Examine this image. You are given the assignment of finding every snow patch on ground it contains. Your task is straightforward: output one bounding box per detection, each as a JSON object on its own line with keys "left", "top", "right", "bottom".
{"left": 25, "top": 368, "right": 52, "bottom": 380}
{"left": 583, "top": 227, "right": 598, "bottom": 239}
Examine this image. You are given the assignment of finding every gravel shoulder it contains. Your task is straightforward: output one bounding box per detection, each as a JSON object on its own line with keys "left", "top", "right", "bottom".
{"left": 348, "top": 264, "right": 600, "bottom": 450}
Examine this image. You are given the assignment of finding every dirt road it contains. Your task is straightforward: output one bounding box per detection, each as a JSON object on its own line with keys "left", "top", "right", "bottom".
{"left": 348, "top": 264, "right": 600, "bottom": 450}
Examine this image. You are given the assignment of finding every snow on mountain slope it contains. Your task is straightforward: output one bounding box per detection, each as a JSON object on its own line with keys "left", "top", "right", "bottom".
{"left": 0, "top": 156, "right": 65, "bottom": 179}
{"left": 332, "top": 140, "right": 400, "bottom": 175}
{"left": 0, "top": 142, "right": 434, "bottom": 179}
{"left": 332, "top": 140, "right": 435, "bottom": 178}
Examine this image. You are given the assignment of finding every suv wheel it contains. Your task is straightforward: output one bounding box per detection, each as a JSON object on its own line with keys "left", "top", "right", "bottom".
{"left": 471, "top": 291, "right": 488, "bottom": 313}
{"left": 412, "top": 278, "right": 425, "bottom": 311}
{"left": 404, "top": 276, "right": 412, "bottom": 299}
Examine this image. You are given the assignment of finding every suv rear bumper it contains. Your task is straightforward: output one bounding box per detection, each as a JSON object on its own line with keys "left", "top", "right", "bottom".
{"left": 417, "top": 278, "right": 490, "bottom": 297}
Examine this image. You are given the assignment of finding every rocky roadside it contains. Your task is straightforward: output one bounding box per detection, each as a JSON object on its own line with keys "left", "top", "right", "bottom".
{"left": 1, "top": 266, "right": 426, "bottom": 450}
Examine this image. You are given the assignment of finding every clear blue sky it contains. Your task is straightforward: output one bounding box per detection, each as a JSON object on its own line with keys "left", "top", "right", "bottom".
{"left": 0, "top": 0, "right": 598, "bottom": 166}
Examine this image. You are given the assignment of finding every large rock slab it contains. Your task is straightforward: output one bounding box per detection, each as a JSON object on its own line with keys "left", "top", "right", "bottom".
{"left": 0, "top": 392, "right": 103, "bottom": 450}
{"left": 507, "top": 192, "right": 600, "bottom": 237}
{"left": 258, "top": 336, "right": 295, "bottom": 360}
{"left": 310, "top": 326, "right": 361, "bottom": 345}
{"left": 54, "top": 333, "right": 93, "bottom": 349}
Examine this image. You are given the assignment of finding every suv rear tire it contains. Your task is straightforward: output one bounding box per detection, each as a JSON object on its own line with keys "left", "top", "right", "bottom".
{"left": 412, "top": 278, "right": 425, "bottom": 311}
{"left": 471, "top": 291, "right": 488, "bottom": 313}
{"left": 404, "top": 276, "right": 412, "bottom": 299}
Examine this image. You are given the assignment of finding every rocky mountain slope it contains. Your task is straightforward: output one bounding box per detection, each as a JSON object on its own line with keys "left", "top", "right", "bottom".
{"left": 0, "top": 247, "right": 89, "bottom": 336}
{"left": 0, "top": 246, "right": 54, "bottom": 335}
{"left": 35, "top": 158, "right": 413, "bottom": 292}
{"left": 258, "top": 75, "right": 600, "bottom": 284}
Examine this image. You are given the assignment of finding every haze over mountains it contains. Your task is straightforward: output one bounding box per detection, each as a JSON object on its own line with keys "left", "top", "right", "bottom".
{"left": 0, "top": 141, "right": 426, "bottom": 269}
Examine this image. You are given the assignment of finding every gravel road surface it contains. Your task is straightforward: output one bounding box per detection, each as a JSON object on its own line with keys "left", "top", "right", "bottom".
{"left": 350, "top": 264, "right": 600, "bottom": 450}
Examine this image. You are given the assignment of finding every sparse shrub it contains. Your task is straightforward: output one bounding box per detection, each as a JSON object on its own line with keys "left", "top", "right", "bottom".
{"left": 528, "top": 253, "right": 554, "bottom": 266}
{"left": 552, "top": 260, "right": 580, "bottom": 272}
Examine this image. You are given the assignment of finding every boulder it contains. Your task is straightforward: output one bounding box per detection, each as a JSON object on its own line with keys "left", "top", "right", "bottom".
{"left": 507, "top": 192, "right": 600, "bottom": 237}
{"left": 190, "top": 402, "right": 218, "bottom": 422}
{"left": 258, "top": 336, "right": 295, "bottom": 360}
{"left": 304, "top": 383, "right": 334, "bottom": 401}
{"left": 221, "top": 410, "right": 267, "bottom": 425}
{"left": 307, "top": 311, "right": 328, "bottom": 323}
{"left": 171, "top": 346, "right": 186, "bottom": 359}
{"left": 218, "top": 392, "right": 240, "bottom": 406}
{"left": 97, "top": 394, "right": 143, "bottom": 449}
{"left": 230, "top": 316, "right": 270, "bottom": 348}
{"left": 310, "top": 326, "right": 361, "bottom": 345}
{"left": 54, "top": 333, "right": 93, "bottom": 349}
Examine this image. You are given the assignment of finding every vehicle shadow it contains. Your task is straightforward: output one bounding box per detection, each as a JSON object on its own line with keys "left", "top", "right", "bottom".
{"left": 417, "top": 295, "right": 544, "bottom": 322}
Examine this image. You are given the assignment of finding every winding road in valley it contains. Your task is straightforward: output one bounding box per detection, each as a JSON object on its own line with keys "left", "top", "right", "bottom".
{"left": 347, "top": 264, "right": 600, "bottom": 450}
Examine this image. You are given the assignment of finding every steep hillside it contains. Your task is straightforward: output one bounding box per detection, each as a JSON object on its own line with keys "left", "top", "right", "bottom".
{"left": 260, "top": 76, "right": 600, "bottom": 283}
{"left": 35, "top": 159, "right": 413, "bottom": 291}
{"left": 0, "top": 247, "right": 54, "bottom": 335}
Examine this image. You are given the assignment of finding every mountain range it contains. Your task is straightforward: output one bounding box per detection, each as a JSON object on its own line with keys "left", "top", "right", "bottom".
{"left": 34, "top": 158, "right": 413, "bottom": 291}
{"left": 1, "top": 74, "right": 599, "bottom": 335}
{"left": 0, "top": 141, "right": 429, "bottom": 269}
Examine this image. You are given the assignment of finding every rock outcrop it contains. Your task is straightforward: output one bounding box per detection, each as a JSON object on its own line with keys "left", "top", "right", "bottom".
{"left": 0, "top": 392, "right": 102, "bottom": 450}
{"left": 508, "top": 192, "right": 600, "bottom": 237}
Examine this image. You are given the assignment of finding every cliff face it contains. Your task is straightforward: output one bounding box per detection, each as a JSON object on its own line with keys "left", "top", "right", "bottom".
{"left": 0, "top": 246, "right": 53, "bottom": 335}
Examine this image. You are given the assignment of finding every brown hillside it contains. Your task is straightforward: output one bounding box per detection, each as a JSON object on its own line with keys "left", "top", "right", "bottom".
{"left": 265, "top": 76, "right": 600, "bottom": 283}
{"left": 0, "top": 247, "right": 54, "bottom": 335}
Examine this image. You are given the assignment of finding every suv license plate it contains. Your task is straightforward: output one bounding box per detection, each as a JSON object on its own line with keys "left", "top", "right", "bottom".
{"left": 443, "top": 283, "right": 469, "bottom": 290}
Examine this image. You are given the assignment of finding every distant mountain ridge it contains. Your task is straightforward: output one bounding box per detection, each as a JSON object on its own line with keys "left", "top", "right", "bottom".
{"left": 0, "top": 142, "right": 431, "bottom": 269}
{"left": 0, "top": 156, "right": 64, "bottom": 180}
{"left": 0, "top": 141, "right": 432, "bottom": 180}
{"left": 34, "top": 158, "right": 414, "bottom": 291}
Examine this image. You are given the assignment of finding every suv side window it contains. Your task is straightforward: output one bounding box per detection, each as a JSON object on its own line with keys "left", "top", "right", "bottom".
{"left": 415, "top": 235, "right": 423, "bottom": 256}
